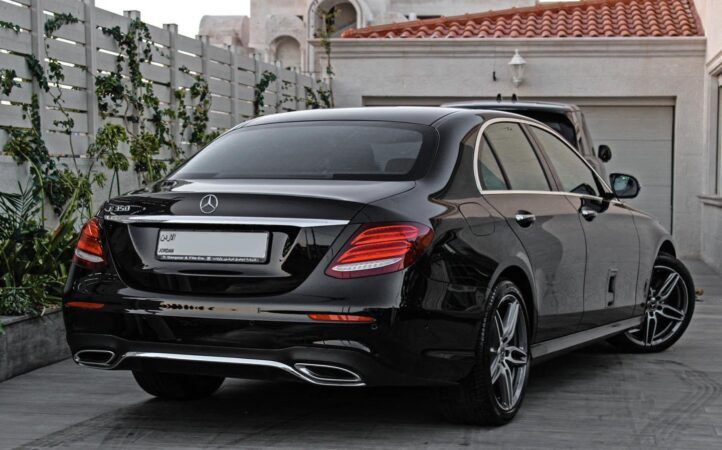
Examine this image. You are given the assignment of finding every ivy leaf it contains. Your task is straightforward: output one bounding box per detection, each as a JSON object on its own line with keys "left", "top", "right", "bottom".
{"left": 45, "top": 13, "right": 79, "bottom": 37}
{"left": 0, "top": 20, "right": 20, "bottom": 34}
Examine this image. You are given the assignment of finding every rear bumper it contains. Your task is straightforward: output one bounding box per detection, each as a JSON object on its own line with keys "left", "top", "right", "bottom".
{"left": 64, "top": 267, "right": 482, "bottom": 387}
{"left": 64, "top": 302, "right": 478, "bottom": 387}
{"left": 67, "top": 333, "right": 451, "bottom": 387}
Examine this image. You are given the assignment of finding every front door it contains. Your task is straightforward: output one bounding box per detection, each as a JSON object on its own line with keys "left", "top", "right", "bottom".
{"left": 479, "top": 122, "right": 587, "bottom": 342}
{"left": 527, "top": 125, "right": 640, "bottom": 329}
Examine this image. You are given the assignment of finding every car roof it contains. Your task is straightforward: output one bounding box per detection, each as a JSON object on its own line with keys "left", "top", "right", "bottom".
{"left": 443, "top": 100, "right": 580, "bottom": 113}
{"left": 237, "top": 106, "right": 550, "bottom": 130}
{"left": 240, "top": 107, "right": 464, "bottom": 127}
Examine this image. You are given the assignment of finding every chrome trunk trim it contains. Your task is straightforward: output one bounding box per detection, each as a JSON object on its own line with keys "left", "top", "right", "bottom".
{"left": 103, "top": 215, "right": 349, "bottom": 228}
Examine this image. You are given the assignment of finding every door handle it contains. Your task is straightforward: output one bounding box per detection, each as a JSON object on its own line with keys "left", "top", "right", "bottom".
{"left": 514, "top": 211, "right": 536, "bottom": 228}
{"left": 580, "top": 207, "right": 597, "bottom": 221}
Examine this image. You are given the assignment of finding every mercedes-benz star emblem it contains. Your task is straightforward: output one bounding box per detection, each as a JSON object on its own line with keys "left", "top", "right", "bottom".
{"left": 199, "top": 194, "right": 219, "bottom": 214}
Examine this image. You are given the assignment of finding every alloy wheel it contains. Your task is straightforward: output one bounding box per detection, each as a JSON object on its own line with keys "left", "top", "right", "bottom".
{"left": 626, "top": 265, "right": 689, "bottom": 347}
{"left": 489, "top": 294, "right": 529, "bottom": 411}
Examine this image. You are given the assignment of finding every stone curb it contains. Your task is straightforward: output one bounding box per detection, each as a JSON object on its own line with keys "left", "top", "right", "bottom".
{"left": 0, "top": 308, "right": 70, "bottom": 382}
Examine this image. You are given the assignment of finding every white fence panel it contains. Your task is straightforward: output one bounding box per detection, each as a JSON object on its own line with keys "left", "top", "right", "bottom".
{"left": 0, "top": 0, "right": 325, "bottom": 193}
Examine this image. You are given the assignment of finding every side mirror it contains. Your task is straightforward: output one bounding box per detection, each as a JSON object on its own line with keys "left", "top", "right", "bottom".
{"left": 598, "top": 145, "right": 612, "bottom": 163}
{"left": 609, "top": 173, "right": 640, "bottom": 199}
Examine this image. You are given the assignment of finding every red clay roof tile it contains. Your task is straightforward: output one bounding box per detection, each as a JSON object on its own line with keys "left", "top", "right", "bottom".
{"left": 341, "top": 0, "right": 703, "bottom": 39}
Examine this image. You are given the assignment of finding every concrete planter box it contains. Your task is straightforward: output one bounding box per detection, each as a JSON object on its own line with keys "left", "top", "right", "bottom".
{"left": 0, "top": 308, "right": 70, "bottom": 382}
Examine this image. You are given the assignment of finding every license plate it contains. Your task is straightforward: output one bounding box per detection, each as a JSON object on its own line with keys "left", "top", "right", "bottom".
{"left": 156, "top": 230, "right": 269, "bottom": 263}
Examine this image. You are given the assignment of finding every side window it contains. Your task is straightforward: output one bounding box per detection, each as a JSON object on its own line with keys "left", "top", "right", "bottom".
{"left": 477, "top": 138, "right": 508, "bottom": 190}
{"left": 530, "top": 126, "right": 602, "bottom": 197}
{"left": 484, "top": 123, "right": 550, "bottom": 191}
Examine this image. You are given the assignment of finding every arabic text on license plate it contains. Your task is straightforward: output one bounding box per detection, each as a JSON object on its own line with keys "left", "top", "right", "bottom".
{"left": 156, "top": 230, "right": 269, "bottom": 263}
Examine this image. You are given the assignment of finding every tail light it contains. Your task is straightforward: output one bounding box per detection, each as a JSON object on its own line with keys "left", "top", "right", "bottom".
{"left": 73, "top": 217, "right": 106, "bottom": 270}
{"left": 326, "top": 222, "right": 433, "bottom": 279}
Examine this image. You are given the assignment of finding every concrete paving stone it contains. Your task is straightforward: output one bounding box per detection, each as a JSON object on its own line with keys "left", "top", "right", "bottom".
{"left": 1, "top": 259, "right": 720, "bottom": 450}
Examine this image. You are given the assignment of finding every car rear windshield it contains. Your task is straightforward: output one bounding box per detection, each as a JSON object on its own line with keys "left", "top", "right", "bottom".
{"left": 170, "top": 121, "right": 438, "bottom": 181}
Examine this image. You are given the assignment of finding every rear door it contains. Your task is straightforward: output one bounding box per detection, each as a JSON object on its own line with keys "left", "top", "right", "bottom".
{"left": 527, "top": 125, "right": 640, "bottom": 329}
{"left": 479, "top": 121, "right": 587, "bottom": 342}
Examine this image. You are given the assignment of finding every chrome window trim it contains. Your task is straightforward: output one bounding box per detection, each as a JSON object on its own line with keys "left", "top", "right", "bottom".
{"left": 104, "top": 215, "right": 349, "bottom": 228}
{"left": 472, "top": 117, "right": 617, "bottom": 203}
{"left": 481, "top": 189, "right": 625, "bottom": 206}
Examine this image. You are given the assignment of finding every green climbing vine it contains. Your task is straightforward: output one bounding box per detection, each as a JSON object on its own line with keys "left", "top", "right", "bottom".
{"left": 254, "top": 70, "right": 333, "bottom": 114}
{"left": 4, "top": 13, "right": 102, "bottom": 220}
{"left": 314, "top": 6, "right": 339, "bottom": 108}
{"left": 177, "top": 66, "right": 219, "bottom": 152}
{"left": 94, "top": 18, "right": 219, "bottom": 184}
{"left": 0, "top": 69, "right": 20, "bottom": 96}
{"left": 0, "top": 15, "right": 218, "bottom": 317}
{"left": 254, "top": 70, "right": 277, "bottom": 117}
{"left": 44, "top": 13, "right": 78, "bottom": 36}
{"left": 304, "top": 84, "right": 333, "bottom": 109}
{"left": 86, "top": 123, "right": 128, "bottom": 198}
{"left": 0, "top": 21, "right": 20, "bottom": 34}
{"left": 1, "top": 14, "right": 89, "bottom": 317}
{"left": 96, "top": 18, "right": 168, "bottom": 185}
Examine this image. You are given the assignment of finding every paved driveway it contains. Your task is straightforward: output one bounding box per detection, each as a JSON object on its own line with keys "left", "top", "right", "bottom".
{"left": 2, "top": 261, "right": 721, "bottom": 449}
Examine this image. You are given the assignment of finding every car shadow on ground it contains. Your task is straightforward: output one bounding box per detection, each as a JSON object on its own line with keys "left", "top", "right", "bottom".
{"left": 17, "top": 342, "right": 633, "bottom": 449}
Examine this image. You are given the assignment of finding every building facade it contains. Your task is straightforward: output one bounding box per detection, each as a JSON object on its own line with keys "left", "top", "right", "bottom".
{"left": 694, "top": 0, "right": 722, "bottom": 270}
{"left": 200, "top": 0, "right": 536, "bottom": 72}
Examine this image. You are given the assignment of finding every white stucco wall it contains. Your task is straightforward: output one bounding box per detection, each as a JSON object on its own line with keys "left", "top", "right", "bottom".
{"left": 695, "top": 0, "right": 722, "bottom": 58}
{"left": 692, "top": 0, "right": 722, "bottom": 270}
{"left": 321, "top": 38, "right": 707, "bottom": 258}
{"left": 249, "top": 0, "right": 307, "bottom": 54}
{"left": 701, "top": 197, "right": 722, "bottom": 269}
{"left": 198, "top": 16, "right": 250, "bottom": 49}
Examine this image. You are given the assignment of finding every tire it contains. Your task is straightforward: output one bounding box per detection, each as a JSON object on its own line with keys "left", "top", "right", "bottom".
{"left": 438, "top": 280, "right": 531, "bottom": 425}
{"left": 610, "top": 254, "right": 695, "bottom": 353}
{"left": 132, "top": 371, "right": 225, "bottom": 400}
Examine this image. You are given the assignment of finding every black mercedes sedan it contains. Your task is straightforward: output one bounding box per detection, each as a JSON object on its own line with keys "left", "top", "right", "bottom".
{"left": 64, "top": 107, "right": 695, "bottom": 425}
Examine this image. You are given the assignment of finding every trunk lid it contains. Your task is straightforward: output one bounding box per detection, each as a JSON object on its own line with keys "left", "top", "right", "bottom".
{"left": 103, "top": 179, "right": 414, "bottom": 296}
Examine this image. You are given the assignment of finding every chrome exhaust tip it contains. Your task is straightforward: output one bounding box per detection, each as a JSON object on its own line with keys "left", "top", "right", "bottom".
{"left": 72, "top": 350, "right": 365, "bottom": 386}
{"left": 73, "top": 349, "right": 116, "bottom": 368}
{"left": 294, "top": 363, "right": 363, "bottom": 385}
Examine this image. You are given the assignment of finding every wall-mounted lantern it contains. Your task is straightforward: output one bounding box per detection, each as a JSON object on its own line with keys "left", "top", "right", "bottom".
{"left": 508, "top": 49, "right": 527, "bottom": 87}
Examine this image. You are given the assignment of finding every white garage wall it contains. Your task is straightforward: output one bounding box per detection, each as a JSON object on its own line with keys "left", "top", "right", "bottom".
{"left": 323, "top": 38, "right": 707, "bottom": 258}
{"left": 683, "top": 1, "right": 722, "bottom": 271}
{"left": 580, "top": 105, "right": 674, "bottom": 231}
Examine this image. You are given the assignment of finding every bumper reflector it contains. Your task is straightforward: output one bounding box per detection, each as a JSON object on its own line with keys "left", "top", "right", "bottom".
{"left": 308, "top": 313, "right": 375, "bottom": 323}
{"left": 65, "top": 301, "right": 105, "bottom": 310}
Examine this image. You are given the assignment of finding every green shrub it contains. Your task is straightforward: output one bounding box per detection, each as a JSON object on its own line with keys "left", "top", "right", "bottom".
{"left": 0, "top": 183, "right": 76, "bottom": 316}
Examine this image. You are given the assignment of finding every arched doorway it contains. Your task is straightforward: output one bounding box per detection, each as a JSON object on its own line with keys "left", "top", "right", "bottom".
{"left": 271, "top": 36, "right": 302, "bottom": 70}
{"left": 309, "top": 0, "right": 361, "bottom": 38}
{"left": 307, "top": 0, "right": 366, "bottom": 74}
